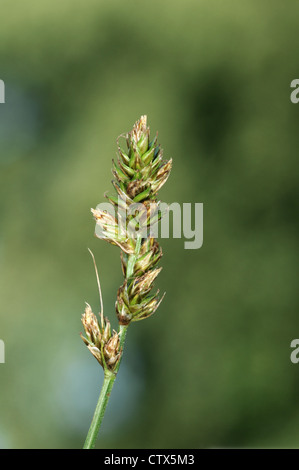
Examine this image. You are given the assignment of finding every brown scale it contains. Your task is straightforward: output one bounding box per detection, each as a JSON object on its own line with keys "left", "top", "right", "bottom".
{"left": 126, "top": 179, "right": 146, "bottom": 199}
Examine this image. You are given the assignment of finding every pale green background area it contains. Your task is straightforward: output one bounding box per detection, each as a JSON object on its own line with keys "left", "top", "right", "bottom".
{"left": 0, "top": 0, "right": 298, "bottom": 449}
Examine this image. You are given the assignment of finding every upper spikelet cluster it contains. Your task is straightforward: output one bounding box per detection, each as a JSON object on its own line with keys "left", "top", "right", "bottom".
{"left": 92, "top": 115, "right": 172, "bottom": 248}
{"left": 112, "top": 115, "right": 172, "bottom": 201}
{"left": 93, "top": 116, "right": 171, "bottom": 324}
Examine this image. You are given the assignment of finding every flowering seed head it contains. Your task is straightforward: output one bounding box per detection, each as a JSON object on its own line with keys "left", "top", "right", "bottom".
{"left": 80, "top": 303, "right": 121, "bottom": 372}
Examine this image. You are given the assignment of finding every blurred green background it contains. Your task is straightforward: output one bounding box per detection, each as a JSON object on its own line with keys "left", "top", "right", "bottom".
{"left": 0, "top": 0, "right": 298, "bottom": 449}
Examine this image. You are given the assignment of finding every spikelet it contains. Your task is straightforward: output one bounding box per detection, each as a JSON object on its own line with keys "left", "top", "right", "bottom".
{"left": 80, "top": 303, "right": 121, "bottom": 371}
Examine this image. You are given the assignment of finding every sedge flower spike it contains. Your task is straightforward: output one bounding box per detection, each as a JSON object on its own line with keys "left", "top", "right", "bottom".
{"left": 89, "top": 115, "right": 172, "bottom": 327}
{"left": 81, "top": 116, "right": 172, "bottom": 449}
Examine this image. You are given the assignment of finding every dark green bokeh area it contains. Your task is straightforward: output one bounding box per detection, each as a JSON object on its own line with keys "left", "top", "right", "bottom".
{"left": 0, "top": 0, "right": 298, "bottom": 448}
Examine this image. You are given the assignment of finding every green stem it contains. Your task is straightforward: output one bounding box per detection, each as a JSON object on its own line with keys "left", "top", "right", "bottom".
{"left": 83, "top": 370, "right": 116, "bottom": 449}
{"left": 83, "top": 324, "right": 128, "bottom": 449}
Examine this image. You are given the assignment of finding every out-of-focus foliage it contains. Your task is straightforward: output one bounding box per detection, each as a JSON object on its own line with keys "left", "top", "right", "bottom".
{"left": 0, "top": 0, "right": 298, "bottom": 449}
